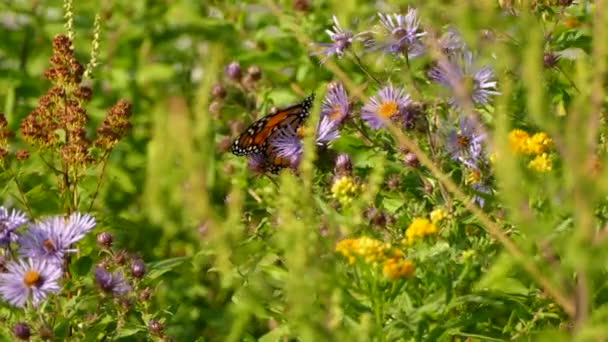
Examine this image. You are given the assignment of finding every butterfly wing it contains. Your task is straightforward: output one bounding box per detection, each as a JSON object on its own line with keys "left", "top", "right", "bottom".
{"left": 231, "top": 94, "right": 314, "bottom": 156}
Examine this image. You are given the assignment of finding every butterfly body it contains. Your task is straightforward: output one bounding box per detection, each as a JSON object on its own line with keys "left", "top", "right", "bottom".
{"left": 231, "top": 94, "right": 315, "bottom": 161}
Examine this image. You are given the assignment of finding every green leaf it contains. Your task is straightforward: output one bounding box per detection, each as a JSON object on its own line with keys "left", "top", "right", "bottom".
{"left": 146, "top": 256, "right": 190, "bottom": 279}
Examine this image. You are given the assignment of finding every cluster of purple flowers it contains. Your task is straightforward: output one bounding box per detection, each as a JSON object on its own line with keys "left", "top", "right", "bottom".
{"left": 0, "top": 207, "right": 129, "bottom": 308}
{"left": 311, "top": 9, "right": 498, "bottom": 206}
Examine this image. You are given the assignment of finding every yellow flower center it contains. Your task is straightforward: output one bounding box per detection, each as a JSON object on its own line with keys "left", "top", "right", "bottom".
{"left": 23, "top": 270, "right": 42, "bottom": 288}
{"left": 378, "top": 101, "right": 398, "bottom": 119}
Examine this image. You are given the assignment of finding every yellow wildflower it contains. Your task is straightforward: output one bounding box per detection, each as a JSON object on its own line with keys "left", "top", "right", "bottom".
{"left": 331, "top": 176, "right": 362, "bottom": 206}
{"left": 527, "top": 132, "right": 552, "bottom": 155}
{"left": 528, "top": 153, "right": 552, "bottom": 172}
{"left": 508, "top": 129, "right": 530, "bottom": 154}
{"left": 335, "top": 239, "right": 358, "bottom": 264}
{"left": 404, "top": 218, "right": 438, "bottom": 244}
{"left": 465, "top": 169, "right": 481, "bottom": 185}
{"left": 382, "top": 257, "right": 415, "bottom": 281}
{"left": 335, "top": 237, "right": 389, "bottom": 265}
{"left": 430, "top": 208, "right": 447, "bottom": 224}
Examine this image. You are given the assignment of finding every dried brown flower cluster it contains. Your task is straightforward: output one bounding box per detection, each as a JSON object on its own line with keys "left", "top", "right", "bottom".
{"left": 0, "top": 114, "right": 14, "bottom": 161}
{"left": 19, "top": 35, "right": 132, "bottom": 166}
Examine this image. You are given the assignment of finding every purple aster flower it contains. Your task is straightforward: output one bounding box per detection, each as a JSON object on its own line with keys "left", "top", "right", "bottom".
{"left": 361, "top": 86, "right": 412, "bottom": 130}
{"left": 0, "top": 207, "right": 28, "bottom": 246}
{"left": 18, "top": 212, "right": 96, "bottom": 264}
{"left": 321, "top": 82, "right": 350, "bottom": 125}
{"left": 369, "top": 9, "right": 426, "bottom": 58}
{"left": 0, "top": 258, "right": 62, "bottom": 307}
{"left": 428, "top": 51, "right": 499, "bottom": 107}
{"left": 247, "top": 153, "right": 269, "bottom": 174}
{"left": 443, "top": 114, "right": 489, "bottom": 172}
{"left": 94, "top": 268, "right": 131, "bottom": 295}
{"left": 471, "top": 181, "right": 491, "bottom": 208}
{"left": 438, "top": 27, "right": 466, "bottom": 55}
{"left": 269, "top": 126, "right": 303, "bottom": 169}
{"left": 311, "top": 15, "right": 355, "bottom": 63}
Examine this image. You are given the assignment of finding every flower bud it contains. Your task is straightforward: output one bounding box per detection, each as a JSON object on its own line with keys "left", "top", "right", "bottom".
{"left": 13, "top": 323, "right": 30, "bottom": 340}
{"left": 333, "top": 153, "right": 352, "bottom": 176}
{"left": 543, "top": 52, "right": 559, "bottom": 69}
{"left": 224, "top": 61, "right": 242, "bottom": 81}
{"left": 97, "top": 232, "right": 113, "bottom": 248}
{"left": 404, "top": 152, "right": 419, "bottom": 167}
{"left": 131, "top": 258, "right": 146, "bottom": 279}
{"left": 211, "top": 84, "right": 226, "bottom": 99}
{"left": 148, "top": 320, "right": 164, "bottom": 336}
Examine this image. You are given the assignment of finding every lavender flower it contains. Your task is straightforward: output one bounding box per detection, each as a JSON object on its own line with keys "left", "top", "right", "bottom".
{"left": 247, "top": 153, "right": 270, "bottom": 174}
{"left": 438, "top": 27, "right": 466, "bottom": 55}
{"left": 0, "top": 207, "right": 28, "bottom": 246}
{"left": 0, "top": 258, "right": 62, "bottom": 307}
{"left": 312, "top": 15, "right": 355, "bottom": 62}
{"left": 444, "top": 115, "right": 487, "bottom": 166}
{"left": 428, "top": 51, "right": 499, "bottom": 107}
{"left": 369, "top": 9, "right": 426, "bottom": 58}
{"left": 471, "top": 181, "right": 491, "bottom": 208}
{"left": 19, "top": 212, "right": 96, "bottom": 264}
{"left": 361, "top": 86, "right": 412, "bottom": 130}
{"left": 94, "top": 268, "right": 131, "bottom": 295}
{"left": 321, "top": 83, "right": 350, "bottom": 125}
{"left": 269, "top": 125, "right": 303, "bottom": 169}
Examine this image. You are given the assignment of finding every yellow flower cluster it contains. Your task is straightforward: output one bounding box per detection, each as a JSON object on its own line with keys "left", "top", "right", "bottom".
{"left": 508, "top": 129, "right": 553, "bottom": 172}
{"left": 331, "top": 176, "right": 363, "bottom": 206}
{"left": 403, "top": 218, "right": 438, "bottom": 244}
{"left": 382, "top": 253, "right": 415, "bottom": 281}
{"left": 528, "top": 153, "right": 552, "bottom": 172}
{"left": 335, "top": 236, "right": 389, "bottom": 265}
{"left": 335, "top": 237, "right": 415, "bottom": 281}
{"left": 430, "top": 208, "right": 447, "bottom": 224}
{"left": 509, "top": 129, "right": 552, "bottom": 155}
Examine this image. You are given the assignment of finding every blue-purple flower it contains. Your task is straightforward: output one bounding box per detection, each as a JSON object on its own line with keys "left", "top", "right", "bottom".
{"left": 19, "top": 213, "right": 96, "bottom": 264}
{"left": 270, "top": 125, "right": 304, "bottom": 169}
{"left": 361, "top": 86, "right": 412, "bottom": 130}
{"left": 438, "top": 27, "right": 466, "bottom": 55}
{"left": 321, "top": 82, "right": 350, "bottom": 125}
{"left": 0, "top": 258, "right": 62, "bottom": 307}
{"left": 94, "top": 268, "right": 131, "bottom": 295}
{"left": 312, "top": 15, "right": 356, "bottom": 63}
{"left": 444, "top": 115, "right": 487, "bottom": 166}
{"left": 0, "top": 207, "right": 28, "bottom": 246}
{"left": 428, "top": 51, "right": 499, "bottom": 107}
{"left": 369, "top": 9, "right": 426, "bottom": 58}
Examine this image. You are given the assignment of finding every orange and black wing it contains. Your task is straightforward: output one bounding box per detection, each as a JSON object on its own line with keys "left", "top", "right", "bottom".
{"left": 231, "top": 94, "right": 314, "bottom": 156}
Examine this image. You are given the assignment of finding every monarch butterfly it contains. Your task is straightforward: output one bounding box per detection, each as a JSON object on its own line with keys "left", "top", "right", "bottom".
{"left": 231, "top": 94, "right": 315, "bottom": 157}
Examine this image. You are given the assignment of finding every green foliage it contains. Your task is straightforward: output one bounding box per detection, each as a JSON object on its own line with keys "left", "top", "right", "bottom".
{"left": 1, "top": 0, "right": 608, "bottom": 341}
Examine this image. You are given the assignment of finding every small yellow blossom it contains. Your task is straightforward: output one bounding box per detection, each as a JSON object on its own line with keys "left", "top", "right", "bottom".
{"left": 508, "top": 129, "right": 530, "bottom": 154}
{"left": 382, "top": 257, "right": 415, "bottom": 281}
{"left": 403, "top": 218, "right": 438, "bottom": 244}
{"left": 528, "top": 153, "right": 552, "bottom": 172}
{"left": 335, "top": 237, "right": 389, "bottom": 265}
{"left": 331, "top": 176, "right": 362, "bottom": 206}
{"left": 509, "top": 129, "right": 553, "bottom": 156}
{"left": 430, "top": 208, "right": 447, "bottom": 224}
{"left": 527, "top": 132, "right": 552, "bottom": 155}
{"left": 465, "top": 169, "right": 481, "bottom": 185}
